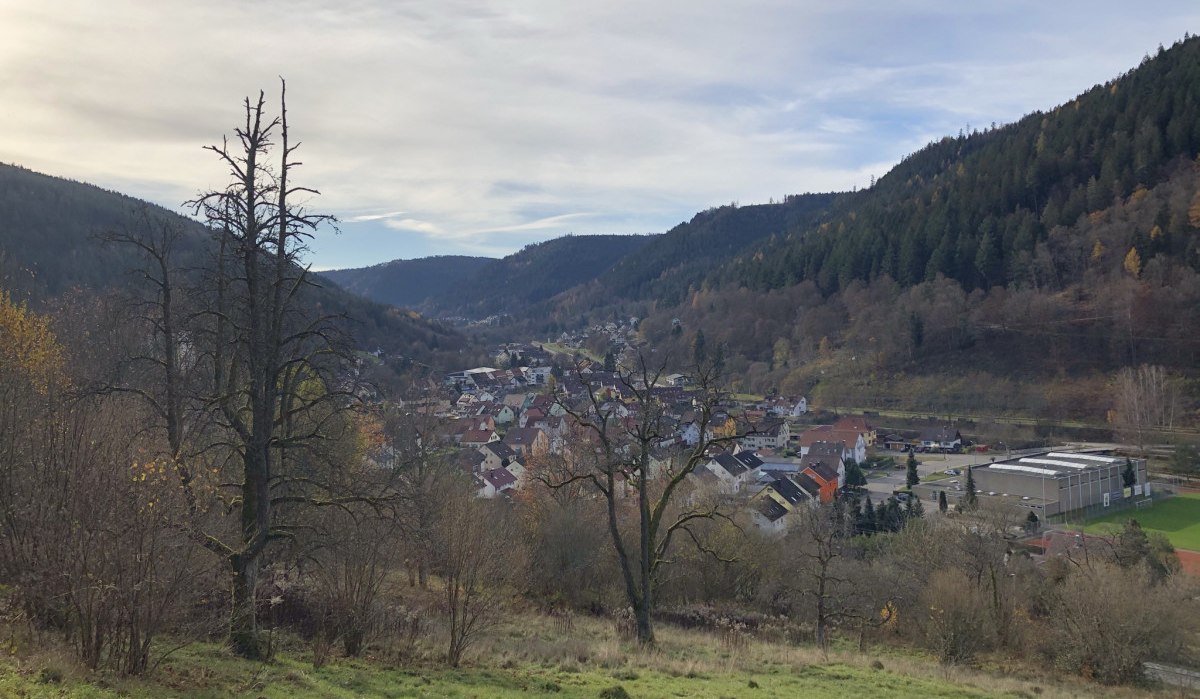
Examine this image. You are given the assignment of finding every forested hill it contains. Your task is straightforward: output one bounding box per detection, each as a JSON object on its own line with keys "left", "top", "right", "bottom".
{"left": 0, "top": 162, "right": 470, "bottom": 368}
{"left": 319, "top": 255, "right": 494, "bottom": 310}
{"left": 521, "top": 35, "right": 1200, "bottom": 423}
{"left": 0, "top": 162, "right": 209, "bottom": 302}
{"left": 728, "top": 36, "right": 1200, "bottom": 296}
{"left": 619, "top": 35, "right": 1200, "bottom": 415}
{"left": 596, "top": 192, "right": 841, "bottom": 307}
{"left": 424, "top": 234, "right": 655, "bottom": 317}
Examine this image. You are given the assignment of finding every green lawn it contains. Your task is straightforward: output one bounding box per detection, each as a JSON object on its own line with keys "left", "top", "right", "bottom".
{"left": 1084, "top": 492, "right": 1200, "bottom": 551}
{"left": 919, "top": 471, "right": 957, "bottom": 482}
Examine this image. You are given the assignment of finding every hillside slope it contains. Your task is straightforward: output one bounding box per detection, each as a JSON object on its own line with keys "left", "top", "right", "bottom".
{"left": 319, "top": 255, "right": 494, "bottom": 310}
{"left": 0, "top": 162, "right": 209, "bottom": 302}
{"left": 426, "top": 234, "right": 654, "bottom": 318}
{"left": 596, "top": 192, "right": 841, "bottom": 307}
{"left": 510, "top": 36, "right": 1200, "bottom": 421}
{"left": 0, "top": 162, "right": 469, "bottom": 367}
{"left": 728, "top": 37, "right": 1200, "bottom": 296}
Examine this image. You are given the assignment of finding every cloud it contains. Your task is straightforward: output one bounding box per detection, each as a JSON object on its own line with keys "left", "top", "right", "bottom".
{"left": 382, "top": 218, "right": 444, "bottom": 235}
{"left": 1, "top": 1, "right": 1197, "bottom": 268}
{"left": 344, "top": 211, "right": 409, "bottom": 223}
{"left": 471, "top": 213, "right": 598, "bottom": 236}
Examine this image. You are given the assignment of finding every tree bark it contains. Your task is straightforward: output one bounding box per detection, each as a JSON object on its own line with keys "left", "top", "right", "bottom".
{"left": 637, "top": 447, "right": 655, "bottom": 645}
{"left": 229, "top": 553, "right": 262, "bottom": 659}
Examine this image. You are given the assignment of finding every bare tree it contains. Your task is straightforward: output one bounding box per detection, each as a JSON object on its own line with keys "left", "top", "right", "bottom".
{"left": 308, "top": 501, "right": 401, "bottom": 657}
{"left": 540, "top": 351, "right": 742, "bottom": 644}
{"left": 98, "top": 206, "right": 195, "bottom": 462}
{"left": 438, "top": 491, "right": 521, "bottom": 667}
{"left": 784, "top": 501, "right": 857, "bottom": 649}
{"left": 1044, "top": 560, "right": 1197, "bottom": 684}
{"left": 382, "top": 397, "right": 457, "bottom": 589}
{"left": 1113, "top": 364, "right": 1179, "bottom": 450}
{"left": 181, "top": 81, "right": 357, "bottom": 659}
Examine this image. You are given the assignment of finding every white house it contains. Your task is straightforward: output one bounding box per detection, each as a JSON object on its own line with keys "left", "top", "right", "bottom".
{"left": 476, "top": 467, "right": 518, "bottom": 498}
{"left": 702, "top": 451, "right": 764, "bottom": 494}
{"left": 920, "top": 426, "right": 963, "bottom": 451}
{"left": 741, "top": 420, "right": 790, "bottom": 451}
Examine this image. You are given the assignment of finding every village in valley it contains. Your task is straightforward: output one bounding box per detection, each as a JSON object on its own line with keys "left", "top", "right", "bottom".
{"left": 416, "top": 324, "right": 1150, "bottom": 542}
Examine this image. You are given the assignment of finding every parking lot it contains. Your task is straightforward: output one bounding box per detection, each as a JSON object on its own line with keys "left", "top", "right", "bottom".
{"left": 864, "top": 450, "right": 1003, "bottom": 499}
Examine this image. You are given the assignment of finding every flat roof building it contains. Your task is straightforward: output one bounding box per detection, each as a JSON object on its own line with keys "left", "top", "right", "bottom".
{"left": 913, "top": 450, "right": 1147, "bottom": 518}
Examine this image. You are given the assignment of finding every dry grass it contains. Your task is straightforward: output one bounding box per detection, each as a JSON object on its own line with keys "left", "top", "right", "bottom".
{"left": 470, "top": 612, "right": 1174, "bottom": 699}
{"left": 0, "top": 612, "right": 1188, "bottom": 698}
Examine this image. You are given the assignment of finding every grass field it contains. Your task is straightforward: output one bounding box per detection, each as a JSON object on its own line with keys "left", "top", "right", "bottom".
{"left": 920, "top": 470, "right": 957, "bottom": 482}
{"left": 1084, "top": 492, "right": 1200, "bottom": 551}
{"left": 0, "top": 613, "right": 1155, "bottom": 699}
{"left": 0, "top": 649, "right": 996, "bottom": 699}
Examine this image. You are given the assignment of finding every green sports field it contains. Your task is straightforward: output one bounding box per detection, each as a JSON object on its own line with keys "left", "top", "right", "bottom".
{"left": 1084, "top": 492, "right": 1200, "bottom": 551}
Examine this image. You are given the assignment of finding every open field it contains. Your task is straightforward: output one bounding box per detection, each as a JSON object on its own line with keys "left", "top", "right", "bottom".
{"left": 0, "top": 614, "right": 1175, "bottom": 699}
{"left": 537, "top": 342, "right": 601, "bottom": 362}
{"left": 1084, "top": 492, "right": 1200, "bottom": 552}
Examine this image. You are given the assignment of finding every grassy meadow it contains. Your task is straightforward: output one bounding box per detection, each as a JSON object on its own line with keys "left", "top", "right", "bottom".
{"left": 0, "top": 613, "right": 1178, "bottom": 699}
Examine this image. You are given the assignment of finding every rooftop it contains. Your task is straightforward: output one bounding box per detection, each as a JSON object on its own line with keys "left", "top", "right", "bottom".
{"left": 978, "top": 450, "right": 1129, "bottom": 478}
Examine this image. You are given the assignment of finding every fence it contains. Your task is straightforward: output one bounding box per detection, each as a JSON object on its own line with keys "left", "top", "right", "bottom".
{"left": 1046, "top": 482, "right": 1174, "bottom": 526}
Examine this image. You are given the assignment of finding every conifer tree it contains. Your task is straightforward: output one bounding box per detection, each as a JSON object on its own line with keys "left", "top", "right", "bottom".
{"left": 903, "top": 493, "right": 925, "bottom": 521}
{"left": 845, "top": 459, "right": 867, "bottom": 488}
{"left": 938, "top": 490, "right": 948, "bottom": 513}
{"left": 1122, "top": 457, "right": 1137, "bottom": 488}
{"left": 858, "top": 493, "right": 876, "bottom": 535}
{"left": 963, "top": 466, "right": 978, "bottom": 509}
{"left": 883, "top": 498, "right": 904, "bottom": 532}
{"left": 906, "top": 451, "right": 920, "bottom": 489}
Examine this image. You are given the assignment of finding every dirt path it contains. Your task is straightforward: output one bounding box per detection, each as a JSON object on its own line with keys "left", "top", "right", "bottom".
{"left": 1176, "top": 548, "right": 1200, "bottom": 576}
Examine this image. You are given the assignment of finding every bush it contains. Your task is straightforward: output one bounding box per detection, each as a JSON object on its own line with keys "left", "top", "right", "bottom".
{"left": 920, "top": 569, "right": 993, "bottom": 664}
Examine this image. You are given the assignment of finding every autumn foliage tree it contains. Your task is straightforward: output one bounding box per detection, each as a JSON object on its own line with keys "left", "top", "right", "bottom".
{"left": 0, "top": 292, "right": 205, "bottom": 674}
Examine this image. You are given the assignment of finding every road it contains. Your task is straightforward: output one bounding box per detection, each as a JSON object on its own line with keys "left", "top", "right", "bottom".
{"left": 824, "top": 405, "right": 1200, "bottom": 438}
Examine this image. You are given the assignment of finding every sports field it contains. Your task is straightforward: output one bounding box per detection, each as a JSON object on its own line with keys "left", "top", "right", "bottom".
{"left": 1084, "top": 492, "right": 1200, "bottom": 552}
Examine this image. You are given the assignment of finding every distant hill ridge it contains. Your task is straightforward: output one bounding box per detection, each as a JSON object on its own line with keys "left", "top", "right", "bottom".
{"left": 320, "top": 255, "right": 495, "bottom": 310}
{"left": 325, "top": 233, "right": 657, "bottom": 317}
{"left": 0, "top": 161, "right": 468, "bottom": 368}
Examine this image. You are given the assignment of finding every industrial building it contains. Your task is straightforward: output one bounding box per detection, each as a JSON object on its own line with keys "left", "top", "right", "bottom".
{"left": 913, "top": 451, "right": 1148, "bottom": 518}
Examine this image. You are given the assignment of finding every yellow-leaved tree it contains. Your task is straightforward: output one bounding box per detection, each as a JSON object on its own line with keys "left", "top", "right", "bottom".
{"left": 0, "top": 289, "right": 66, "bottom": 395}
{"left": 1123, "top": 247, "right": 1142, "bottom": 278}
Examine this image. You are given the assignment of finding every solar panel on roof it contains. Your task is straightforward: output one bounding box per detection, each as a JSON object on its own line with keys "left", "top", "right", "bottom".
{"left": 1046, "top": 452, "right": 1119, "bottom": 464}
{"left": 1019, "top": 458, "right": 1090, "bottom": 469}
{"left": 990, "top": 463, "right": 1059, "bottom": 476}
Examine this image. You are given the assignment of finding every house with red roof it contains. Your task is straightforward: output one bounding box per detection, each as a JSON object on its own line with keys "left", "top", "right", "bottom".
{"left": 832, "top": 415, "right": 877, "bottom": 447}
{"left": 800, "top": 459, "right": 840, "bottom": 503}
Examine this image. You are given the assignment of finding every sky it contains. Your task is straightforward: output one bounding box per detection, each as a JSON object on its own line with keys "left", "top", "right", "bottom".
{"left": 1, "top": 2, "right": 1198, "bottom": 270}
